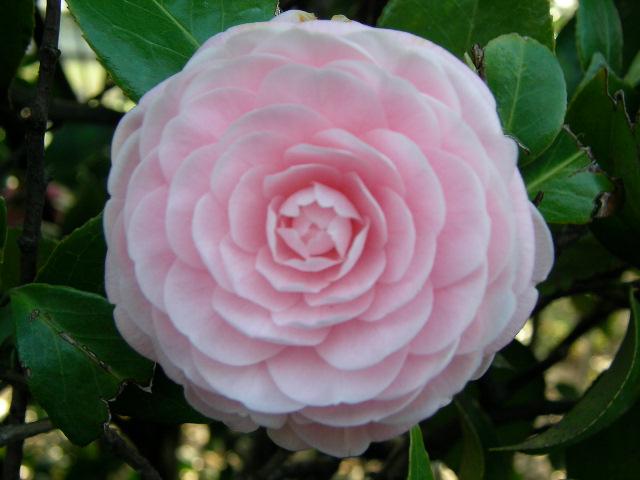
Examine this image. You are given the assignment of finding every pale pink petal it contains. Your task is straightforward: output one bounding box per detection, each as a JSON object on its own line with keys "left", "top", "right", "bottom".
{"left": 267, "top": 347, "right": 408, "bottom": 406}
{"left": 409, "top": 265, "right": 487, "bottom": 355}
{"left": 165, "top": 146, "right": 218, "bottom": 267}
{"left": 191, "top": 350, "right": 304, "bottom": 414}
{"left": 219, "top": 235, "right": 299, "bottom": 311}
{"left": 254, "top": 27, "right": 375, "bottom": 67}
{"left": 228, "top": 165, "right": 275, "bottom": 253}
{"left": 271, "top": 289, "right": 375, "bottom": 328}
{"left": 127, "top": 187, "right": 174, "bottom": 310}
{"left": 158, "top": 87, "right": 256, "bottom": 178}
{"left": 316, "top": 286, "right": 433, "bottom": 370}
{"left": 213, "top": 287, "right": 330, "bottom": 346}
{"left": 256, "top": 64, "right": 386, "bottom": 133}
{"left": 376, "top": 187, "right": 415, "bottom": 283}
{"left": 164, "top": 260, "right": 285, "bottom": 366}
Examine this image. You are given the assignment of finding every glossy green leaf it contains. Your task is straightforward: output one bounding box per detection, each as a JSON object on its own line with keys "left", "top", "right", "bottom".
{"left": 484, "top": 34, "right": 566, "bottom": 160}
{"left": 0, "top": 0, "right": 34, "bottom": 91}
{"left": 110, "top": 366, "right": 212, "bottom": 425}
{"left": 35, "top": 214, "right": 106, "bottom": 296}
{"left": 11, "top": 284, "right": 154, "bottom": 445}
{"left": 407, "top": 425, "right": 435, "bottom": 480}
{"left": 377, "top": 0, "right": 553, "bottom": 58}
{"left": 576, "top": 0, "right": 623, "bottom": 73}
{"left": 499, "top": 291, "right": 640, "bottom": 453}
{"left": 66, "top": 0, "right": 276, "bottom": 101}
{"left": 520, "top": 127, "right": 612, "bottom": 223}
{"left": 565, "top": 393, "right": 640, "bottom": 480}
{"left": 0, "top": 229, "right": 57, "bottom": 293}
{"left": 566, "top": 67, "right": 640, "bottom": 267}
{"left": 455, "top": 393, "right": 510, "bottom": 480}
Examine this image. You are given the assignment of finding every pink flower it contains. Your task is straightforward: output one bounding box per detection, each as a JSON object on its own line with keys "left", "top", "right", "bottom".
{"left": 104, "top": 11, "right": 553, "bottom": 457}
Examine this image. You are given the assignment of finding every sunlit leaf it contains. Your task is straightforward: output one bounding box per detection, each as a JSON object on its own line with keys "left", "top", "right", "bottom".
{"left": 484, "top": 34, "right": 566, "bottom": 160}
{"left": 66, "top": 0, "right": 276, "bottom": 100}
{"left": 11, "top": 284, "right": 154, "bottom": 445}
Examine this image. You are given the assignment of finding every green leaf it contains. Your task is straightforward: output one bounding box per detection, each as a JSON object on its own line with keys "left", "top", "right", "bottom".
{"left": 576, "top": 0, "right": 623, "bottom": 73}
{"left": 0, "top": 229, "right": 57, "bottom": 293}
{"left": 484, "top": 34, "right": 566, "bottom": 160}
{"left": 0, "top": 0, "right": 34, "bottom": 91}
{"left": 35, "top": 214, "right": 107, "bottom": 296}
{"left": 566, "top": 67, "right": 640, "bottom": 267}
{"left": 498, "top": 291, "right": 640, "bottom": 453}
{"left": 377, "top": 0, "right": 554, "bottom": 58}
{"left": 407, "top": 425, "right": 435, "bottom": 480}
{"left": 455, "top": 393, "right": 510, "bottom": 480}
{"left": 11, "top": 284, "right": 154, "bottom": 445}
{"left": 520, "top": 127, "right": 612, "bottom": 224}
{"left": 565, "top": 393, "right": 640, "bottom": 480}
{"left": 66, "top": 0, "right": 276, "bottom": 101}
{"left": 110, "top": 366, "right": 212, "bottom": 424}
{"left": 555, "top": 18, "right": 582, "bottom": 98}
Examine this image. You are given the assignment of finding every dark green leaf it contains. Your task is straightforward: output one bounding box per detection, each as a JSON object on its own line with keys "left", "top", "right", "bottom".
{"left": 11, "top": 284, "right": 154, "bottom": 445}
{"left": 35, "top": 214, "right": 107, "bottom": 296}
{"left": 0, "top": 229, "right": 57, "bottom": 293}
{"left": 566, "top": 67, "right": 640, "bottom": 267}
{"left": 499, "top": 291, "right": 640, "bottom": 453}
{"left": 377, "top": 0, "right": 553, "bottom": 58}
{"left": 66, "top": 0, "right": 276, "bottom": 101}
{"left": 576, "top": 0, "right": 623, "bottom": 73}
{"left": 455, "top": 393, "right": 511, "bottom": 480}
{"left": 484, "top": 34, "right": 566, "bottom": 160}
{"left": 0, "top": 0, "right": 34, "bottom": 91}
{"left": 407, "top": 425, "right": 435, "bottom": 480}
{"left": 555, "top": 18, "right": 582, "bottom": 98}
{"left": 565, "top": 393, "right": 640, "bottom": 480}
{"left": 520, "top": 127, "right": 612, "bottom": 224}
{"left": 110, "top": 366, "right": 212, "bottom": 424}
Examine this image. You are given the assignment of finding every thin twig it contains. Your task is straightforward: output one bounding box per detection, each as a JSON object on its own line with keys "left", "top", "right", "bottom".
{"left": 101, "top": 427, "right": 163, "bottom": 480}
{"left": 0, "top": 418, "right": 54, "bottom": 447}
{"left": 17, "top": 0, "right": 61, "bottom": 285}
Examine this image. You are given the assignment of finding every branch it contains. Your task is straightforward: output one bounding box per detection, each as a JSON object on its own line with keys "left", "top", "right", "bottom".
{"left": 0, "top": 419, "right": 54, "bottom": 447}
{"left": 100, "top": 427, "right": 163, "bottom": 480}
{"left": 17, "top": 0, "right": 61, "bottom": 285}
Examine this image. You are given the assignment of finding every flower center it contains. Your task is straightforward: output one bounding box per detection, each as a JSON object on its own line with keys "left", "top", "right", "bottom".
{"left": 272, "top": 183, "right": 361, "bottom": 263}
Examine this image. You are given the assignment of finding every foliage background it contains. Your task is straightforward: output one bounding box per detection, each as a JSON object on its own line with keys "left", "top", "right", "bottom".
{"left": 0, "top": 0, "right": 639, "bottom": 479}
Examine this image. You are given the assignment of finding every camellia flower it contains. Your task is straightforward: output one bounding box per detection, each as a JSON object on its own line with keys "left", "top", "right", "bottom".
{"left": 104, "top": 11, "right": 554, "bottom": 457}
